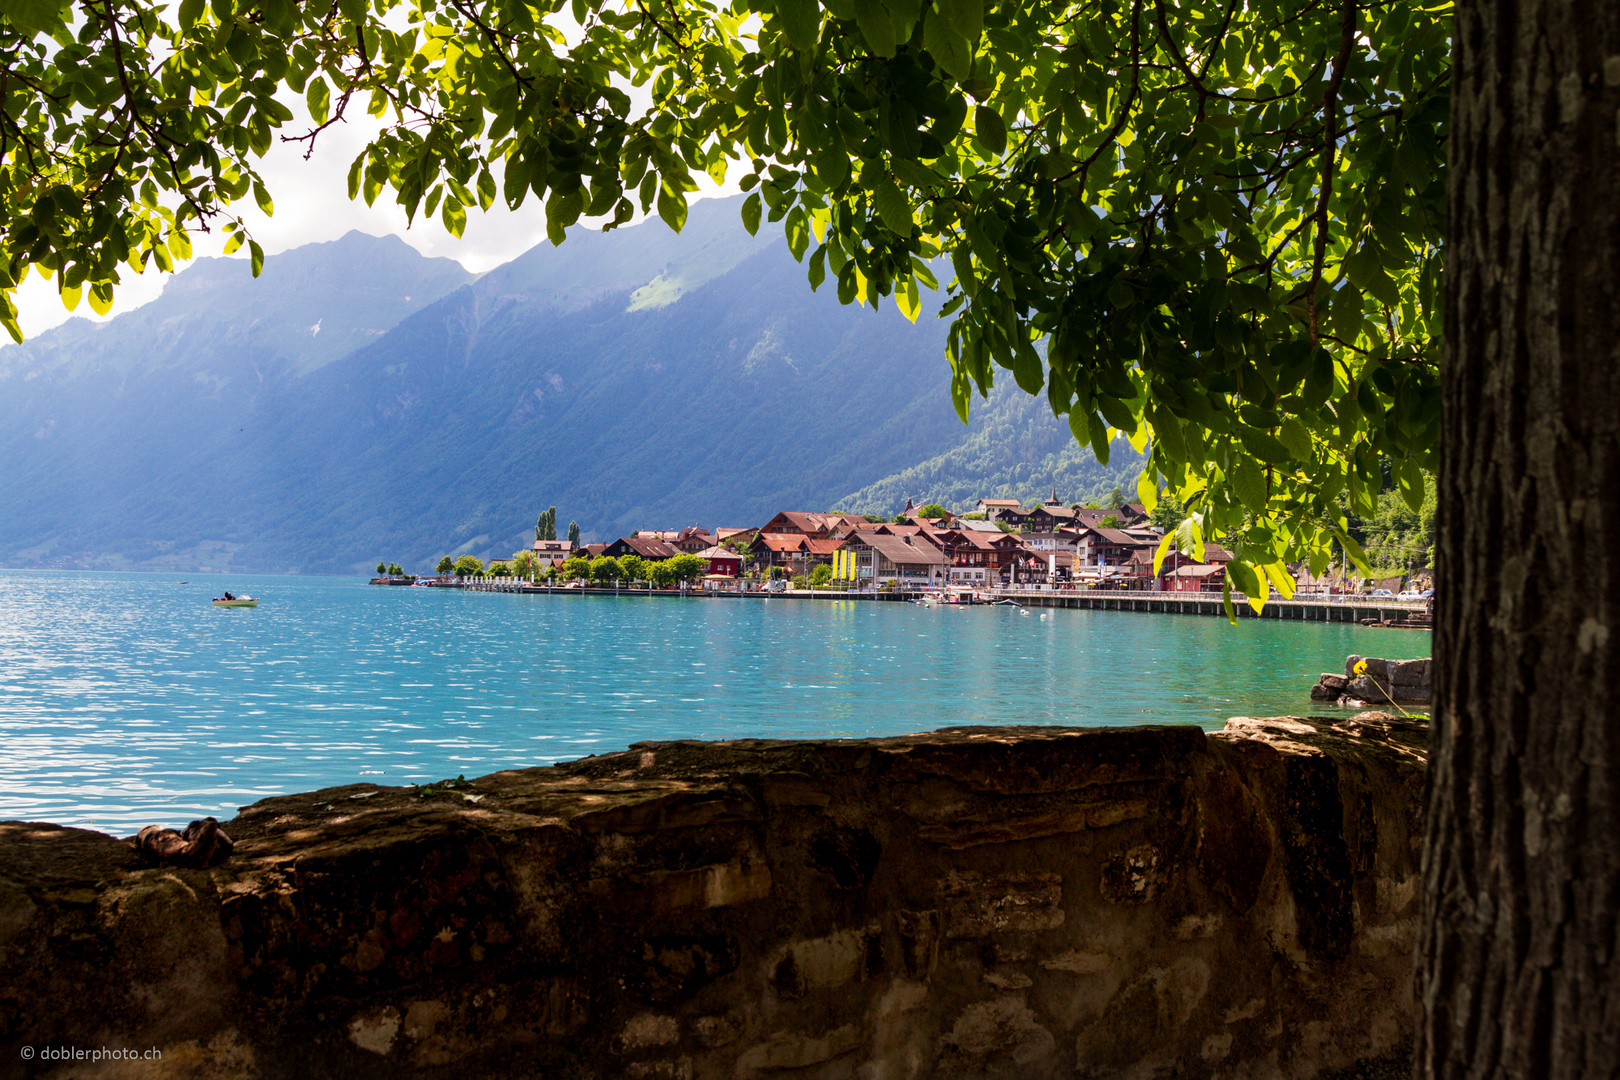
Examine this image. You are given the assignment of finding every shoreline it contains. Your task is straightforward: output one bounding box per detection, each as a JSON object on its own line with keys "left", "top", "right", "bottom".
{"left": 399, "top": 578, "right": 1434, "bottom": 627}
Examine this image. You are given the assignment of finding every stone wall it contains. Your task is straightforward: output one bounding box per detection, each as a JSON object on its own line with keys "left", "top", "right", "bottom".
{"left": 0, "top": 716, "right": 1428, "bottom": 1080}
{"left": 1311, "top": 655, "right": 1433, "bottom": 708}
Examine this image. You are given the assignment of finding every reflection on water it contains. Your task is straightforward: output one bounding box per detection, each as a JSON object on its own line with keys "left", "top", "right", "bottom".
{"left": 0, "top": 569, "right": 1427, "bottom": 832}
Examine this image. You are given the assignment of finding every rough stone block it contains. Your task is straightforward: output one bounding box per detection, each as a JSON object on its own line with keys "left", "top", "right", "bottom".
{"left": 1320, "top": 673, "right": 1349, "bottom": 691}
{"left": 1388, "top": 659, "right": 1429, "bottom": 687}
{"left": 941, "top": 872, "right": 1064, "bottom": 937}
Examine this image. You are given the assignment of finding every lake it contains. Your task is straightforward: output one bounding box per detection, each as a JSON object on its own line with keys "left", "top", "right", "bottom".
{"left": 0, "top": 569, "right": 1428, "bottom": 833}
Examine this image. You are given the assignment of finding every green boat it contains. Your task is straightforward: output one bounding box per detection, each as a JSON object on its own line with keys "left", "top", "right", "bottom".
{"left": 212, "top": 596, "right": 258, "bottom": 608}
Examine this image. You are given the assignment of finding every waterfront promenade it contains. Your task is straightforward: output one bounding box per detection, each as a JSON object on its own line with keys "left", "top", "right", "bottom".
{"left": 428, "top": 578, "right": 1429, "bottom": 625}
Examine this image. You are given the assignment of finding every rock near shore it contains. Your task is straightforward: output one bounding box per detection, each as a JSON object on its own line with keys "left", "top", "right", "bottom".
{"left": 0, "top": 716, "right": 1427, "bottom": 1080}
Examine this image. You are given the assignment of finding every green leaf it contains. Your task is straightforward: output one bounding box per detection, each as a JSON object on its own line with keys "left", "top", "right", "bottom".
{"left": 1152, "top": 529, "right": 1176, "bottom": 577}
{"left": 1239, "top": 428, "right": 1291, "bottom": 465}
{"left": 974, "top": 104, "right": 1006, "bottom": 154}
{"left": 1226, "top": 559, "right": 1267, "bottom": 613}
{"left": 306, "top": 76, "right": 331, "bottom": 124}
{"left": 1301, "top": 348, "right": 1335, "bottom": 409}
{"left": 785, "top": 206, "right": 809, "bottom": 260}
{"left": 741, "top": 192, "right": 762, "bottom": 236}
{"left": 808, "top": 245, "right": 827, "bottom": 290}
{"left": 1397, "top": 457, "right": 1426, "bottom": 513}
{"left": 923, "top": 16, "right": 973, "bottom": 80}
{"left": 1342, "top": 244, "right": 1380, "bottom": 290}
{"left": 657, "top": 184, "right": 688, "bottom": 233}
{"left": 1231, "top": 460, "right": 1267, "bottom": 514}
{"left": 1261, "top": 560, "right": 1297, "bottom": 600}
{"left": 248, "top": 239, "right": 264, "bottom": 277}
{"left": 1278, "top": 417, "right": 1312, "bottom": 460}
{"left": 934, "top": 0, "right": 982, "bottom": 40}
{"left": 441, "top": 196, "right": 467, "bottom": 237}
{"left": 1150, "top": 410, "right": 1187, "bottom": 464}
{"left": 252, "top": 181, "right": 274, "bottom": 217}
{"left": 0, "top": 0, "right": 67, "bottom": 36}
{"left": 777, "top": 0, "right": 821, "bottom": 51}
{"left": 896, "top": 276, "right": 921, "bottom": 322}
{"left": 854, "top": 0, "right": 897, "bottom": 56}
{"left": 871, "top": 178, "right": 914, "bottom": 235}
{"left": 1136, "top": 470, "right": 1159, "bottom": 512}
{"left": 1331, "top": 525, "right": 1371, "bottom": 576}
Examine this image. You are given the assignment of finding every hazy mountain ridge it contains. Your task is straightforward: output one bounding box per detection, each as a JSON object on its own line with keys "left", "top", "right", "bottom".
{"left": 836, "top": 386, "right": 1146, "bottom": 513}
{"left": 0, "top": 199, "right": 1140, "bottom": 575}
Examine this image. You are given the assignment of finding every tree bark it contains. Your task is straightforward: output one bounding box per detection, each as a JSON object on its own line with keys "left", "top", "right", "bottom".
{"left": 1419, "top": 0, "right": 1620, "bottom": 1076}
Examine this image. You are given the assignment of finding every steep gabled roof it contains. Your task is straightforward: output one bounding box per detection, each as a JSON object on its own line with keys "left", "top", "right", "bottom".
{"left": 610, "top": 536, "right": 682, "bottom": 559}
{"left": 693, "top": 545, "right": 741, "bottom": 561}
{"left": 857, "top": 533, "right": 949, "bottom": 566}
{"left": 751, "top": 532, "right": 809, "bottom": 552}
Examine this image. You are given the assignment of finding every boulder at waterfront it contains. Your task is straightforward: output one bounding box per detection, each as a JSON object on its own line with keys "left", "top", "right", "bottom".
{"left": 1312, "top": 655, "right": 1433, "bottom": 709}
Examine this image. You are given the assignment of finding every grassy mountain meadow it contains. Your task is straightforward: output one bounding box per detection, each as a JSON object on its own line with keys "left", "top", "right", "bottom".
{"left": 0, "top": 197, "right": 1140, "bottom": 575}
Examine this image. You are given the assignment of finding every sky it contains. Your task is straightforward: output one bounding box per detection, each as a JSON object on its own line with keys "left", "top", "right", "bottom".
{"left": 8, "top": 101, "right": 737, "bottom": 341}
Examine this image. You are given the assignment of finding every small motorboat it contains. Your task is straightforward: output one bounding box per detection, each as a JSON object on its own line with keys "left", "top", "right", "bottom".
{"left": 212, "top": 595, "right": 258, "bottom": 608}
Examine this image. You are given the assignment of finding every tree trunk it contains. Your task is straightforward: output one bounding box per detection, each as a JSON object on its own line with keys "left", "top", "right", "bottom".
{"left": 1419, "top": 0, "right": 1620, "bottom": 1075}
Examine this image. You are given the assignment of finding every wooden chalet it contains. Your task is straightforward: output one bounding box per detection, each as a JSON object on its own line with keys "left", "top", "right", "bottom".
{"left": 839, "top": 532, "right": 950, "bottom": 586}
{"left": 603, "top": 536, "right": 682, "bottom": 561}
{"left": 974, "top": 498, "right": 1024, "bottom": 523}
{"left": 693, "top": 545, "right": 742, "bottom": 576}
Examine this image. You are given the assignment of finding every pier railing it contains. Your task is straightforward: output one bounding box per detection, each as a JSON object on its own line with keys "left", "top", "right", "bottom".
{"left": 420, "top": 577, "right": 1428, "bottom": 624}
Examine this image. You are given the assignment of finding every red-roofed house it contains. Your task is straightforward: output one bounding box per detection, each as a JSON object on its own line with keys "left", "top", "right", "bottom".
{"left": 693, "top": 545, "right": 742, "bottom": 576}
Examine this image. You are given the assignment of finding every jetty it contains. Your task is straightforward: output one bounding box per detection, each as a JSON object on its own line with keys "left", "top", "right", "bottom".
{"left": 415, "top": 577, "right": 1431, "bottom": 626}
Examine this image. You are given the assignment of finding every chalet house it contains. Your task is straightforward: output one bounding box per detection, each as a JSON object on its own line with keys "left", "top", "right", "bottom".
{"left": 749, "top": 531, "right": 810, "bottom": 573}
{"left": 1073, "top": 526, "right": 1158, "bottom": 569}
{"left": 673, "top": 526, "right": 715, "bottom": 553}
{"left": 603, "top": 536, "right": 682, "bottom": 561}
{"left": 1023, "top": 504, "right": 1079, "bottom": 531}
{"left": 693, "top": 545, "right": 743, "bottom": 576}
{"left": 840, "top": 533, "right": 949, "bottom": 586}
{"left": 1161, "top": 563, "right": 1228, "bottom": 592}
{"left": 1022, "top": 531, "right": 1078, "bottom": 552}
{"left": 987, "top": 533, "right": 1045, "bottom": 583}
{"left": 531, "top": 538, "right": 574, "bottom": 560}
{"left": 975, "top": 498, "right": 1024, "bottom": 522}
{"left": 954, "top": 518, "right": 1003, "bottom": 534}
{"left": 933, "top": 528, "right": 1000, "bottom": 585}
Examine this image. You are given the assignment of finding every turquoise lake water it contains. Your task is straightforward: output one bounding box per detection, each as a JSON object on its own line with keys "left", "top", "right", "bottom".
{"left": 0, "top": 569, "right": 1428, "bottom": 833}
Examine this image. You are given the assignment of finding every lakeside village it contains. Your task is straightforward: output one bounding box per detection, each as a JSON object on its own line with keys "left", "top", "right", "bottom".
{"left": 375, "top": 492, "right": 1432, "bottom": 608}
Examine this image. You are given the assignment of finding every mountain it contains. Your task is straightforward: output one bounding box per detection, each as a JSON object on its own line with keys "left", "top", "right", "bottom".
{"left": 833, "top": 385, "right": 1145, "bottom": 514}
{"left": 0, "top": 197, "right": 1141, "bottom": 575}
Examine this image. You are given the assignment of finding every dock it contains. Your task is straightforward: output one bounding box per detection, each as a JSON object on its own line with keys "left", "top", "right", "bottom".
{"left": 414, "top": 579, "right": 1431, "bottom": 627}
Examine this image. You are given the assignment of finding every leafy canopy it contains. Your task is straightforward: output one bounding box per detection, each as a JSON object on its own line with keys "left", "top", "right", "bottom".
{"left": 0, "top": 0, "right": 1447, "bottom": 612}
